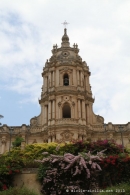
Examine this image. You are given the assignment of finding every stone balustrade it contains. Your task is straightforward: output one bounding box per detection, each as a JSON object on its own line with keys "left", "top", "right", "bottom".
{"left": 56, "top": 85, "right": 77, "bottom": 92}
{"left": 56, "top": 118, "right": 78, "bottom": 125}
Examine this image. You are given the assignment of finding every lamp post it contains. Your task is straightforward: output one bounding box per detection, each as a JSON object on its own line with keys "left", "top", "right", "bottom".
{"left": 104, "top": 123, "right": 107, "bottom": 140}
{"left": 26, "top": 126, "right": 30, "bottom": 145}
{"left": 0, "top": 115, "right": 4, "bottom": 126}
{"left": 119, "top": 125, "right": 124, "bottom": 153}
{"left": 9, "top": 127, "right": 14, "bottom": 154}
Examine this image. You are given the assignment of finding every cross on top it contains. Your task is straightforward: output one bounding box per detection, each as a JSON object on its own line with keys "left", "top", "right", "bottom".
{"left": 62, "top": 20, "right": 69, "bottom": 28}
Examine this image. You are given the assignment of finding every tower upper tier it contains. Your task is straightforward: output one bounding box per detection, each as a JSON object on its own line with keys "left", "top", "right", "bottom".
{"left": 44, "top": 28, "right": 85, "bottom": 68}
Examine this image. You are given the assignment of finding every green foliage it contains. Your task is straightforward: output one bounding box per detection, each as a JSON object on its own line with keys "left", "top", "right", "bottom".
{"left": 4, "top": 140, "right": 125, "bottom": 166}
{"left": 97, "top": 183, "right": 130, "bottom": 195}
{"left": 0, "top": 154, "right": 23, "bottom": 191}
{"left": 0, "top": 187, "right": 39, "bottom": 195}
{"left": 0, "top": 140, "right": 129, "bottom": 192}
{"left": 37, "top": 163, "right": 50, "bottom": 183}
{"left": 12, "top": 137, "right": 24, "bottom": 147}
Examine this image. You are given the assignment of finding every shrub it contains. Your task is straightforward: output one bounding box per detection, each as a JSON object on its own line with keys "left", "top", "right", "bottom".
{"left": 12, "top": 137, "right": 24, "bottom": 147}
{"left": 73, "top": 140, "right": 125, "bottom": 155}
{"left": 5, "top": 140, "right": 125, "bottom": 166}
{"left": 0, "top": 187, "right": 39, "bottom": 195}
{"left": 0, "top": 140, "right": 129, "bottom": 191}
{"left": 35, "top": 149, "right": 106, "bottom": 195}
{"left": 0, "top": 155, "right": 22, "bottom": 191}
{"left": 98, "top": 154, "right": 130, "bottom": 187}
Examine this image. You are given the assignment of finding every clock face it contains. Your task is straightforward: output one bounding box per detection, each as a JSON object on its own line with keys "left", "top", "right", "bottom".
{"left": 62, "top": 51, "right": 69, "bottom": 57}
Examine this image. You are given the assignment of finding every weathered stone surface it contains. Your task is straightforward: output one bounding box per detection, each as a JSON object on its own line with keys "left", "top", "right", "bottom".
{"left": 13, "top": 170, "right": 41, "bottom": 195}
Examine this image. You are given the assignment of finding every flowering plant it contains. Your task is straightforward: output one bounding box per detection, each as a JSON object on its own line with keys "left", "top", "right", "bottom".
{"left": 98, "top": 154, "right": 130, "bottom": 188}
{"left": 0, "top": 155, "right": 22, "bottom": 191}
{"left": 35, "top": 149, "right": 106, "bottom": 195}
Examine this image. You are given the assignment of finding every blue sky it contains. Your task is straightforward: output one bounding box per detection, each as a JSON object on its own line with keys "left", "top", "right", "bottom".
{"left": 0, "top": 0, "right": 130, "bottom": 126}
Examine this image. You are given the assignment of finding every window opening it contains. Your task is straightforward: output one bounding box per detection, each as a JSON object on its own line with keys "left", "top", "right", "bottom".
{"left": 63, "top": 73, "right": 69, "bottom": 86}
{"left": 63, "top": 104, "right": 71, "bottom": 118}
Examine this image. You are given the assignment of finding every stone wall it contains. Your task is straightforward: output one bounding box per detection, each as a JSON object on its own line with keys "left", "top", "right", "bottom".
{"left": 13, "top": 168, "right": 42, "bottom": 195}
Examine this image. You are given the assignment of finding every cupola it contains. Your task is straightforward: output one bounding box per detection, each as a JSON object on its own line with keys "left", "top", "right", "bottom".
{"left": 61, "top": 28, "right": 70, "bottom": 47}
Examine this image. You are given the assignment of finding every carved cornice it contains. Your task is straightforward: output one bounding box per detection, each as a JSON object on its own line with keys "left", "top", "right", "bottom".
{"left": 40, "top": 90, "right": 94, "bottom": 104}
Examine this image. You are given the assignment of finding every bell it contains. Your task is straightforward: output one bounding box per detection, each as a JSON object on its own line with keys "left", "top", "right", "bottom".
{"left": 64, "top": 78, "right": 69, "bottom": 85}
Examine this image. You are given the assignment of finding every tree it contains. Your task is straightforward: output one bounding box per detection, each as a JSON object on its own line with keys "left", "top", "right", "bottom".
{"left": 12, "top": 137, "right": 24, "bottom": 147}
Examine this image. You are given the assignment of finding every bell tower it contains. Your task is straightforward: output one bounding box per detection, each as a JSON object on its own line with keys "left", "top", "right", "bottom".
{"left": 36, "top": 28, "right": 104, "bottom": 143}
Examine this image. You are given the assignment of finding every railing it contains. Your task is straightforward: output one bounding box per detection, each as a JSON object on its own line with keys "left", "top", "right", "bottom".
{"left": 56, "top": 118, "right": 78, "bottom": 125}
{"left": 56, "top": 86, "right": 77, "bottom": 92}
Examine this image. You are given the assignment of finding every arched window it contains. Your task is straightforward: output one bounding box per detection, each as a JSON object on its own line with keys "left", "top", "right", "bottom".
{"left": 63, "top": 73, "right": 69, "bottom": 86}
{"left": 63, "top": 103, "right": 71, "bottom": 118}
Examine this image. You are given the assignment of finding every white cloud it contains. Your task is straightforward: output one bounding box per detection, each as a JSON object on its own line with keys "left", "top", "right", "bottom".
{"left": 0, "top": 0, "right": 130, "bottom": 124}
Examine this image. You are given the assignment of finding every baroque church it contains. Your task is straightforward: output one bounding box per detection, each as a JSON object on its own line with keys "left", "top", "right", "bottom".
{"left": 0, "top": 28, "right": 130, "bottom": 154}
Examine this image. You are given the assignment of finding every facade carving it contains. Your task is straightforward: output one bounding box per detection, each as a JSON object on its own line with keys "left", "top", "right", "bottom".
{"left": 0, "top": 28, "right": 130, "bottom": 154}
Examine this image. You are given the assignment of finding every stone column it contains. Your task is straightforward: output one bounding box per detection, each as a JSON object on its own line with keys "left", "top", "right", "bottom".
{"left": 83, "top": 134, "right": 87, "bottom": 141}
{"left": 48, "top": 101, "right": 52, "bottom": 120}
{"left": 52, "top": 71, "right": 55, "bottom": 87}
{"left": 81, "top": 72, "right": 83, "bottom": 87}
{"left": 69, "top": 73, "right": 72, "bottom": 86}
{"left": 73, "top": 69, "right": 77, "bottom": 86}
{"left": 79, "top": 70, "right": 81, "bottom": 86}
{"left": 78, "top": 134, "right": 82, "bottom": 140}
{"left": 52, "top": 136, "right": 55, "bottom": 142}
{"left": 85, "top": 76, "right": 87, "bottom": 90}
{"left": 59, "top": 73, "right": 62, "bottom": 86}
{"left": 44, "top": 105, "right": 47, "bottom": 124}
{"left": 44, "top": 77, "right": 47, "bottom": 92}
{"left": 72, "top": 70, "right": 74, "bottom": 85}
{"left": 52, "top": 100, "right": 55, "bottom": 119}
{"left": 89, "top": 104, "right": 92, "bottom": 123}
{"left": 77, "top": 70, "right": 79, "bottom": 85}
{"left": 58, "top": 102, "right": 61, "bottom": 119}
{"left": 52, "top": 132, "right": 55, "bottom": 142}
{"left": 43, "top": 76, "right": 45, "bottom": 93}
{"left": 48, "top": 136, "right": 51, "bottom": 143}
{"left": 78, "top": 99, "right": 81, "bottom": 118}
{"left": 85, "top": 104, "right": 87, "bottom": 122}
{"left": 87, "top": 76, "right": 90, "bottom": 91}
{"left": 59, "top": 106, "right": 61, "bottom": 119}
{"left": 47, "top": 76, "right": 48, "bottom": 91}
{"left": 56, "top": 69, "right": 59, "bottom": 87}
{"left": 71, "top": 105, "right": 74, "bottom": 118}
{"left": 82, "top": 100, "right": 85, "bottom": 119}
{"left": 87, "top": 104, "right": 89, "bottom": 123}
{"left": 1, "top": 136, "right": 6, "bottom": 154}
{"left": 49, "top": 72, "right": 51, "bottom": 87}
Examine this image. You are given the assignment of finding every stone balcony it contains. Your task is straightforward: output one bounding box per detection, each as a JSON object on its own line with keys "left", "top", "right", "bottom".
{"left": 56, "top": 86, "right": 77, "bottom": 92}
{"left": 56, "top": 118, "right": 78, "bottom": 125}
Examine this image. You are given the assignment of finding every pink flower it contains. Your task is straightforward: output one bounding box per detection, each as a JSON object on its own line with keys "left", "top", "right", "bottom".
{"left": 3, "top": 184, "right": 7, "bottom": 190}
{"left": 9, "top": 170, "right": 12, "bottom": 174}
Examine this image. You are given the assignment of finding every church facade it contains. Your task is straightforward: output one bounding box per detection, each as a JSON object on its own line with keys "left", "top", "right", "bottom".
{"left": 0, "top": 28, "right": 130, "bottom": 154}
